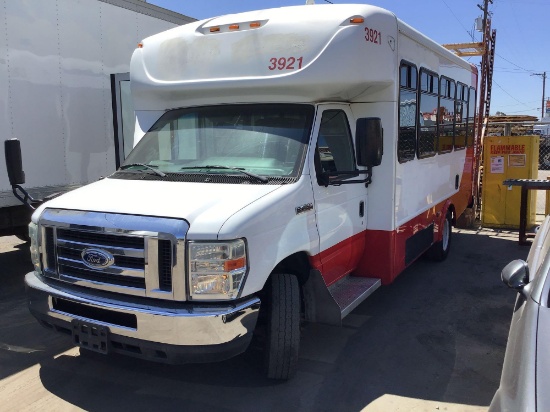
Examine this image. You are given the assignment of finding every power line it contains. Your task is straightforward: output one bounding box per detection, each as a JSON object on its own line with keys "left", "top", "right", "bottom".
{"left": 495, "top": 53, "right": 534, "bottom": 73}
{"left": 493, "top": 70, "right": 535, "bottom": 74}
{"left": 493, "top": 80, "right": 528, "bottom": 106}
{"left": 441, "top": 0, "right": 474, "bottom": 40}
{"left": 499, "top": 108, "right": 539, "bottom": 114}
{"left": 497, "top": 100, "right": 539, "bottom": 108}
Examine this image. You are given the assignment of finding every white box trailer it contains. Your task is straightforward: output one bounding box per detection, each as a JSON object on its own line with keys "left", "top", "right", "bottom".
{"left": 13, "top": 4, "right": 479, "bottom": 380}
{"left": 0, "top": 0, "right": 194, "bottom": 237}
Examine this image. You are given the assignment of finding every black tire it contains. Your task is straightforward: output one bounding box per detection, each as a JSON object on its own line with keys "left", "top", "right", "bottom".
{"left": 264, "top": 273, "right": 301, "bottom": 380}
{"left": 427, "top": 210, "right": 452, "bottom": 261}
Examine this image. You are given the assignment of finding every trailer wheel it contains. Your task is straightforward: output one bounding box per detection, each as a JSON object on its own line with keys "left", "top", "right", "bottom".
{"left": 427, "top": 210, "right": 452, "bottom": 261}
{"left": 264, "top": 272, "right": 300, "bottom": 380}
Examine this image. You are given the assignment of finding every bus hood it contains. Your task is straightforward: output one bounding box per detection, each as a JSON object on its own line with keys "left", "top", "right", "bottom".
{"left": 34, "top": 177, "right": 282, "bottom": 239}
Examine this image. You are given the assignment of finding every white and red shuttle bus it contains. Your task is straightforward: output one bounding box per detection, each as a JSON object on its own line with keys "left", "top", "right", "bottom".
{"left": 16, "top": 4, "right": 478, "bottom": 379}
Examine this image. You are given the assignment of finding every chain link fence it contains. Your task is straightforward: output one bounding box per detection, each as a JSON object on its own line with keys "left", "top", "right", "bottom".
{"left": 539, "top": 135, "right": 550, "bottom": 170}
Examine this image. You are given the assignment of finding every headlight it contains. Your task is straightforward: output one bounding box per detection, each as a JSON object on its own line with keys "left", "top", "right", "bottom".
{"left": 188, "top": 239, "right": 247, "bottom": 300}
{"left": 29, "top": 222, "right": 42, "bottom": 274}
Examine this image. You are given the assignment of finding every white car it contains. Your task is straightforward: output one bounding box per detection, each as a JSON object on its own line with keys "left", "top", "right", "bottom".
{"left": 490, "top": 216, "right": 550, "bottom": 411}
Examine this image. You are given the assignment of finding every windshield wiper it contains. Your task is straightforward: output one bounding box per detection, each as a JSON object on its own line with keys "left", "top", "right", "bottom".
{"left": 120, "top": 163, "right": 166, "bottom": 177}
{"left": 180, "top": 165, "right": 268, "bottom": 183}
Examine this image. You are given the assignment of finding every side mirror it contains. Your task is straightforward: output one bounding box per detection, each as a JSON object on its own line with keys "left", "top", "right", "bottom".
{"left": 4, "top": 139, "right": 25, "bottom": 186}
{"left": 356, "top": 117, "right": 383, "bottom": 167}
{"left": 501, "top": 259, "right": 529, "bottom": 291}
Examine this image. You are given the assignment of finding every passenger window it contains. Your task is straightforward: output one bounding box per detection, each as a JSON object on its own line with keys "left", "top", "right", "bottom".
{"left": 398, "top": 62, "right": 417, "bottom": 163}
{"left": 418, "top": 69, "right": 438, "bottom": 158}
{"left": 438, "top": 77, "right": 456, "bottom": 154}
{"left": 467, "top": 87, "right": 477, "bottom": 147}
{"left": 316, "top": 110, "right": 355, "bottom": 178}
{"left": 454, "top": 83, "right": 467, "bottom": 150}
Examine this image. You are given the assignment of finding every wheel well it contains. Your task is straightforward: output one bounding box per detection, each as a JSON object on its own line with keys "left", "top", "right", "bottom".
{"left": 271, "top": 252, "right": 311, "bottom": 286}
{"left": 258, "top": 252, "right": 311, "bottom": 315}
{"left": 256, "top": 252, "right": 311, "bottom": 327}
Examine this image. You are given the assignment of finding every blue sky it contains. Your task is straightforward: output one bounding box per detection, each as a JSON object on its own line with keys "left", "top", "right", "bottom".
{"left": 149, "top": 0, "right": 550, "bottom": 120}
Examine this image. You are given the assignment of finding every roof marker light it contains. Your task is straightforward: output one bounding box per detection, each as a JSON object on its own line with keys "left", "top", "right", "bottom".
{"left": 229, "top": 24, "right": 240, "bottom": 31}
{"left": 137, "top": 43, "right": 143, "bottom": 48}
{"left": 210, "top": 26, "right": 220, "bottom": 33}
{"left": 350, "top": 17, "right": 365, "bottom": 24}
{"left": 250, "top": 22, "right": 261, "bottom": 28}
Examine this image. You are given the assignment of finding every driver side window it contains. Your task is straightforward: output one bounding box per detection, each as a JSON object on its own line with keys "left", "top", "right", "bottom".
{"left": 316, "top": 110, "right": 355, "bottom": 175}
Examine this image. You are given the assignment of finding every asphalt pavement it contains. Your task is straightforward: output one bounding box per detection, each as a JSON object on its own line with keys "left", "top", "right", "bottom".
{"left": 0, "top": 226, "right": 527, "bottom": 411}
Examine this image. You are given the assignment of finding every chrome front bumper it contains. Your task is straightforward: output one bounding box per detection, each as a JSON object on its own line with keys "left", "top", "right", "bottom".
{"left": 25, "top": 272, "right": 260, "bottom": 363}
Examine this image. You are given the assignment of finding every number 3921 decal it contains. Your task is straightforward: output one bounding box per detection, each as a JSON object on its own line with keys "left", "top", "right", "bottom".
{"left": 268, "top": 57, "right": 304, "bottom": 71}
{"left": 365, "top": 27, "right": 381, "bottom": 45}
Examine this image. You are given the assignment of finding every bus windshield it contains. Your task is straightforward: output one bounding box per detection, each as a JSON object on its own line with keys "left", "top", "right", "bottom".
{"left": 123, "top": 104, "right": 315, "bottom": 178}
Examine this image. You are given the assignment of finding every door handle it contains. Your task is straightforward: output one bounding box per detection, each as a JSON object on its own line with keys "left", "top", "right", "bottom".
{"left": 359, "top": 201, "right": 365, "bottom": 217}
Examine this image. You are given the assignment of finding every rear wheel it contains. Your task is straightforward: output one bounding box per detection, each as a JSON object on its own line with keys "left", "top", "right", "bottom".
{"left": 264, "top": 273, "right": 301, "bottom": 380}
{"left": 427, "top": 210, "right": 452, "bottom": 261}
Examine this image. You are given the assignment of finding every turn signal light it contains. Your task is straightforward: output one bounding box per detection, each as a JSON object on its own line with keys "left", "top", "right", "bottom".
{"left": 224, "top": 257, "right": 246, "bottom": 272}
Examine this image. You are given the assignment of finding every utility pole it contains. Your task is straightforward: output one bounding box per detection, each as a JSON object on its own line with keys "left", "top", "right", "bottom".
{"left": 532, "top": 72, "right": 546, "bottom": 120}
{"left": 477, "top": 0, "right": 494, "bottom": 122}
{"left": 442, "top": 0, "right": 495, "bottom": 214}
{"left": 478, "top": 0, "right": 492, "bottom": 35}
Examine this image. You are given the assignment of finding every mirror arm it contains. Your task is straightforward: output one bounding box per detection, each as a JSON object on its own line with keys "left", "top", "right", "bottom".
{"left": 12, "top": 184, "right": 35, "bottom": 210}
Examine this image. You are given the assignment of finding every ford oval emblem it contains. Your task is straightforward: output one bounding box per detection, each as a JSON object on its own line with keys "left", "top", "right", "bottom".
{"left": 81, "top": 248, "right": 115, "bottom": 270}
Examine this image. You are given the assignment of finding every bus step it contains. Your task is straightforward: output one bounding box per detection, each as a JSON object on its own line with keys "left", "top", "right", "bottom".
{"left": 328, "top": 276, "right": 381, "bottom": 319}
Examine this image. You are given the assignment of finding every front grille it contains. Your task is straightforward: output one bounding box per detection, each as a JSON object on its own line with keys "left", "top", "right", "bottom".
{"left": 59, "top": 264, "right": 146, "bottom": 289}
{"left": 39, "top": 210, "right": 188, "bottom": 301}
{"left": 59, "top": 246, "right": 145, "bottom": 269}
{"left": 58, "top": 229, "right": 145, "bottom": 249}
{"left": 54, "top": 228, "right": 148, "bottom": 289}
{"left": 45, "top": 227, "right": 56, "bottom": 269}
{"left": 158, "top": 239, "right": 172, "bottom": 291}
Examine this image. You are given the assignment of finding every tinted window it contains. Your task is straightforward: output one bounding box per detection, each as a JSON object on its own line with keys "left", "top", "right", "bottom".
{"left": 398, "top": 63, "right": 417, "bottom": 163}
{"left": 316, "top": 110, "right": 355, "bottom": 179}
{"left": 418, "top": 70, "right": 438, "bottom": 158}
{"left": 467, "top": 87, "right": 477, "bottom": 147}
{"left": 455, "top": 83, "right": 467, "bottom": 150}
{"left": 438, "top": 77, "right": 456, "bottom": 154}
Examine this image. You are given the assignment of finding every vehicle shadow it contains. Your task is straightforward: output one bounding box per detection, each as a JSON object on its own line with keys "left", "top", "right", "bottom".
{"left": 30, "top": 229, "right": 528, "bottom": 411}
{"left": 0, "top": 239, "right": 74, "bottom": 381}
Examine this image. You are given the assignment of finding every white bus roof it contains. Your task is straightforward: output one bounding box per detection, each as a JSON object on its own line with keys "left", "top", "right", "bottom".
{"left": 130, "top": 4, "right": 474, "bottom": 109}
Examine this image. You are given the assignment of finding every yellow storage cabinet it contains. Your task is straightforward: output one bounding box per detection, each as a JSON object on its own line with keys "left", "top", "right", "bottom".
{"left": 481, "top": 135, "right": 540, "bottom": 229}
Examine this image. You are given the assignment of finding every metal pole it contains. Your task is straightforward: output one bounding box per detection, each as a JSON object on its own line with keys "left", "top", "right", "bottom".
{"left": 533, "top": 72, "right": 547, "bottom": 120}
{"left": 543, "top": 72, "right": 546, "bottom": 120}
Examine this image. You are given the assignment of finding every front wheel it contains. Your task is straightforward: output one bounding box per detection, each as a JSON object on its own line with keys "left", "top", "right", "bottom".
{"left": 264, "top": 273, "right": 301, "bottom": 380}
{"left": 427, "top": 210, "right": 452, "bottom": 261}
